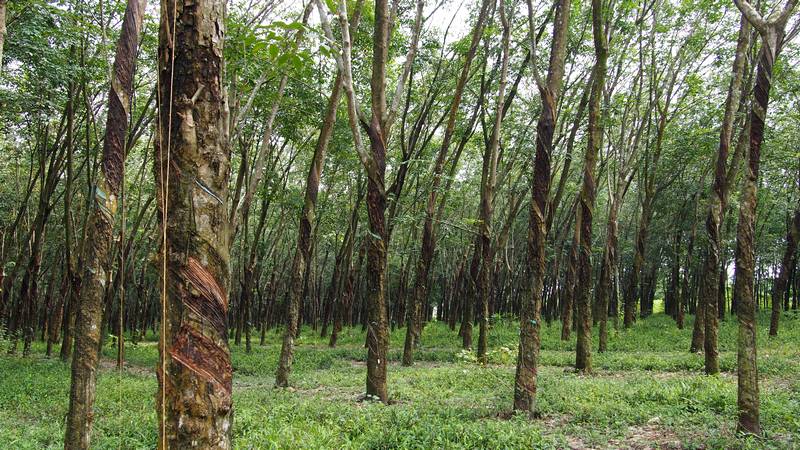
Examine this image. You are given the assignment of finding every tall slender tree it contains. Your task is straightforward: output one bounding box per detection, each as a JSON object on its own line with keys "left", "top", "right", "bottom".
{"left": 64, "top": 0, "right": 146, "bottom": 447}
{"left": 267, "top": 4, "right": 344, "bottom": 387}
{"left": 275, "top": 0, "right": 365, "bottom": 386}
{"left": 731, "top": 0, "right": 795, "bottom": 436}
{"left": 575, "top": 0, "right": 609, "bottom": 373}
{"left": 700, "top": 13, "right": 751, "bottom": 374}
{"left": 315, "top": 0, "right": 421, "bottom": 403}
{"left": 475, "top": 0, "right": 510, "bottom": 363}
{"left": 770, "top": 209, "right": 799, "bottom": 336}
{"left": 155, "top": 0, "right": 233, "bottom": 446}
{"left": 515, "top": 0, "right": 572, "bottom": 413}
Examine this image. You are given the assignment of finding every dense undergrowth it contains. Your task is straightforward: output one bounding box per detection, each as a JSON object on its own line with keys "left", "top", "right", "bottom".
{"left": 1, "top": 311, "right": 798, "bottom": 449}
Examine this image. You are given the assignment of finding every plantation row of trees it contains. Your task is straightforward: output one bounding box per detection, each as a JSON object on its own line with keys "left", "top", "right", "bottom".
{"left": 0, "top": 0, "right": 798, "bottom": 447}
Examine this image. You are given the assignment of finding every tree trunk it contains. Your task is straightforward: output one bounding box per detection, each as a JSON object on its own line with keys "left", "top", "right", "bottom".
{"left": 598, "top": 197, "right": 619, "bottom": 352}
{"left": 475, "top": 0, "right": 510, "bottom": 363}
{"left": 242, "top": 192, "right": 273, "bottom": 354}
{"left": 329, "top": 194, "right": 361, "bottom": 347}
{"left": 46, "top": 272, "right": 67, "bottom": 357}
{"left": 515, "top": 0, "right": 571, "bottom": 414}
{"left": 561, "top": 235, "right": 577, "bottom": 341}
{"left": 324, "top": 188, "right": 362, "bottom": 339}
{"left": 317, "top": 0, "right": 419, "bottom": 403}
{"left": 461, "top": 239, "right": 479, "bottom": 349}
{"left": 732, "top": 0, "right": 790, "bottom": 433}
{"left": 679, "top": 211, "right": 698, "bottom": 331}
{"left": 666, "top": 229, "right": 681, "bottom": 320}
{"left": 64, "top": 0, "right": 145, "bottom": 447}
{"left": 699, "top": 14, "right": 751, "bottom": 375}
{"left": 625, "top": 199, "right": 652, "bottom": 328}
{"left": 363, "top": 154, "right": 389, "bottom": 402}
{"left": 275, "top": 41, "right": 343, "bottom": 386}
{"left": 575, "top": 0, "right": 607, "bottom": 372}
{"left": 12, "top": 210, "right": 49, "bottom": 357}
{"left": 770, "top": 209, "right": 799, "bottom": 336}
{"left": 155, "top": 0, "right": 232, "bottom": 446}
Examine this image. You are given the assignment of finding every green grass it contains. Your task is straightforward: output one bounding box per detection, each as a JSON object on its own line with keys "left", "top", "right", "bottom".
{"left": 1, "top": 311, "right": 799, "bottom": 449}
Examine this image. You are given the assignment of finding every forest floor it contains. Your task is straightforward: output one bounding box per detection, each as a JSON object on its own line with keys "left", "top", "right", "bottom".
{"left": 1, "top": 312, "right": 799, "bottom": 449}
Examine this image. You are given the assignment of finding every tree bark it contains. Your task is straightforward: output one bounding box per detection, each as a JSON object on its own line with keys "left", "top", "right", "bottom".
{"left": 362, "top": 0, "right": 391, "bottom": 399}
{"left": 700, "top": 14, "right": 750, "bottom": 375}
{"left": 64, "top": 0, "right": 145, "bottom": 447}
{"left": 515, "top": 0, "right": 571, "bottom": 414}
{"left": 732, "top": 0, "right": 793, "bottom": 434}
{"left": 770, "top": 210, "right": 799, "bottom": 336}
{"left": 155, "top": 0, "right": 232, "bottom": 446}
{"left": 575, "top": 0, "right": 608, "bottom": 373}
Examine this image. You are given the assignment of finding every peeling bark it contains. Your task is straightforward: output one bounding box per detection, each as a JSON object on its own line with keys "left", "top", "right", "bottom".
{"left": 732, "top": 0, "right": 792, "bottom": 434}
{"left": 515, "top": 0, "right": 572, "bottom": 414}
{"left": 64, "top": 0, "right": 146, "bottom": 447}
{"left": 155, "top": 0, "right": 233, "bottom": 446}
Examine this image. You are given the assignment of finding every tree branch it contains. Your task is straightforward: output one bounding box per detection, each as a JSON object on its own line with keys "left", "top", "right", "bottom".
{"left": 733, "top": 0, "right": 767, "bottom": 33}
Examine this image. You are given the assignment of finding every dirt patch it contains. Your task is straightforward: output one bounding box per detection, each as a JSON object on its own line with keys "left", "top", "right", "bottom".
{"left": 271, "top": 383, "right": 365, "bottom": 403}
{"left": 490, "top": 412, "right": 682, "bottom": 450}
{"left": 605, "top": 418, "right": 683, "bottom": 449}
{"left": 564, "top": 436, "right": 595, "bottom": 450}
{"left": 233, "top": 378, "right": 275, "bottom": 390}
{"left": 98, "top": 358, "right": 153, "bottom": 378}
{"left": 763, "top": 376, "right": 799, "bottom": 392}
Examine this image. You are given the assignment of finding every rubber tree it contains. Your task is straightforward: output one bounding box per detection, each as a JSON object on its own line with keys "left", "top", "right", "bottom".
{"left": 64, "top": 0, "right": 146, "bottom": 447}
{"left": 155, "top": 0, "right": 234, "bottom": 446}
{"left": 575, "top": 0, "right": 609, "bottom": 373}
{"left": 770, "top": 209, "right": 799, "bottom": 336}
{"left": 596, "top": 33, "right": 646, "bottom": 350}
{"left": 315, "top": 0, "right": 422, "bottom": 403}
{"left": 328, "top": 186, "right": 363, "bottom": 347}
{"left": 515, "top": 0, "right": 572, "bottom": 414}
{"left": 474, "top": 0, "right": 510, "bottom": 363}
{"left": 731, "top": 0, "right": 795, "bottom": 436}
{"left": 699, "top": 13, "right": 750, "bottom": 374}
{"left": 275, "top": 0, "right": 364, "bottom": 385}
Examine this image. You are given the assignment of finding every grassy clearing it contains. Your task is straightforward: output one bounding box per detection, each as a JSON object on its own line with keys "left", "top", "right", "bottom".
{"left": 1, "top": 311, "right": 799, "bottom": 449}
